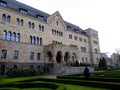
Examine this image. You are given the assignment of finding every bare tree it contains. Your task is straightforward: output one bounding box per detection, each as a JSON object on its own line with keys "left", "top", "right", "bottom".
{"left": 115, "top": 48, "right": 120, "bottom": 54}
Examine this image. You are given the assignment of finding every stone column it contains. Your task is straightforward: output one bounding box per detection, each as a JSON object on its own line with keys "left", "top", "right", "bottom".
{"left": 52, "top": 55, "right": 56, "bottom": 63}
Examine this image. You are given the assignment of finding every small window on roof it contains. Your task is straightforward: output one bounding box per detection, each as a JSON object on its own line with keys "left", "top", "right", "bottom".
{"left": 37, "top": 15, "right": 44, "bottom": 21}
{"left": 67, "top": 26, "right": 71, "bottom": 30}
{"left": 19, "top": 8, "right": 28, "bottom": 14}
{"left": 0, "top": 1, "right": 7, "bottom": 7}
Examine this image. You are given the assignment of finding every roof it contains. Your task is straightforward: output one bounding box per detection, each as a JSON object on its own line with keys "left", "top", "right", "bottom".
{"left": 1, "top": 0, "right": 87, "bottom": 36}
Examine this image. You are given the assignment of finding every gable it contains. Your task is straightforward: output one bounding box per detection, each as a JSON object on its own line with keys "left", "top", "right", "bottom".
{"left": 47, "top": 11, "right": 67, "bottom": 30}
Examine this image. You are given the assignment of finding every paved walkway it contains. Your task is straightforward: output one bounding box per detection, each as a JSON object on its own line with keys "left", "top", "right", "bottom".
{"left": 40, "top": 75, "right": 57, "bottom": 79}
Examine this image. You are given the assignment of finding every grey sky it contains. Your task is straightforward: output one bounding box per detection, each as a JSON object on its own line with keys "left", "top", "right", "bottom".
{"left": 17, "top": 0, "right": 120, "bottom": 54}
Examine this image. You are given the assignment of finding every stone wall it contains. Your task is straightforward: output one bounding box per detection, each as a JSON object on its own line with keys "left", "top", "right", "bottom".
{"left": 52, "top": 64, "right": 94, "bottom": 74}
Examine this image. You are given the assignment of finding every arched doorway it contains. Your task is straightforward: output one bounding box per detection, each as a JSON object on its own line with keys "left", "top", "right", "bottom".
{"left": 56, "top": 51, "right": 62, "bottom": 63}
{"left": 64, "top": 52, "right": 70, "bottom": 62}
{"left": 47, "top": 51, "right": 53, "bottom": 62}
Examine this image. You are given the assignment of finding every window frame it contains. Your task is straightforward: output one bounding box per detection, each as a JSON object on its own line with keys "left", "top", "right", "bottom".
{"left": 13, "top": 50, "right": 19, "bottom": 60}
{"left": 1, "top": 49, "right": 7, "bottom": 59}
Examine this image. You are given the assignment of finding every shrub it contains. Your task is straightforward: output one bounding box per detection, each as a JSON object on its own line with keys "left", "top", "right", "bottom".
{"left": 6, "top": 68, "right": 43, "bottom": 77}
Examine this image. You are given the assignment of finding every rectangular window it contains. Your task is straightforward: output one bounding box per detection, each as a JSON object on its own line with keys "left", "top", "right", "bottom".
{"left": 94, "top": 49, "right": 98, "bottom": 53}
{"left": 1, "top": 49, "right": 7, "bottom": 59}
{"left": 37, "top": 53, "right": 41, "bottom": 60}
{"left": 30, "top": 52, "right": 34, "bottom": 60}
{"left": 69, "top": 34, "right": 72, "bottom": 39}
{"left": 93, "top": 40, "right": 98, "bottom": 44}
{"left": 84, "top": 39, "right": 86, "bottom": 43}
{"left": 0, "top": 1, "right": 7, "bottom": 7}
{"left": 19, "top": 9, "right": 28, "bottom": 14}
{"left": 67, "top": 26, "right": 71, "bottom": 30}
{"left": 81, "top": 47, "right": 86, "bottom": 52}
{"left": 79, "top": 37, "right": 82, "bottom": 41}
{"left": 14, "top": 50, "right": 19, "bottom": 59}
{"left": 74, "top": 36, "right": 78, "bottom": 40}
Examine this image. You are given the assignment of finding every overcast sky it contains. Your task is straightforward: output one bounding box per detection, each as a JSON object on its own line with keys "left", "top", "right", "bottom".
{"left": 17, "top": 0, "right": 120, "bottom": 54}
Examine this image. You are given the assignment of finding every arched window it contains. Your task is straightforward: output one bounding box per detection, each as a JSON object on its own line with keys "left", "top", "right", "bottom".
{"left": 58, "top": 31, "right": 61, "bottom": 36}
{"left": 2, "top": 30, "right": 7, "bottom": 40}
{"left": 32, "top": 23, "right": 34, "bottom": 29}
{"left": 7, "top": 15, "right": 11, "bottom": 23}
{"left": 32, "top": 36, "right": 35, "bottom": 44}
{"left": 54, "top": 30, "right": 56, "bottom": 35}
{"left": 16, "top": 33, "right": 20, "bottom": 42}
{"left": 57, "top": 31, "right": 59, "bottom": 36}
{"left": 40, "top": 38, "right": 42, "bottom": 45}
{"left": 2, "top": 14, "right": 6, "bottom": 22}
{"left": 20, "top": 19, "right": 23, "bottom": 26}
{"left": 11, "top": 32, "right": 16, "bottom": 41}
{"left": 7, "top": 31, "right": 11, "bottom": 40}
{"left": 28, "top": 22, "right": 31, "bottom": 28}
{"left": 36, "top": 37, "right": 39, "bottom": 45}
{"left": 42, "top": 26, "right": 44, "bottom": 31}
{"left": 16, "top": 18, "right": 19, "bottom": 25}
{"left": 30, "top": 36, "right": 32, "bottom": 44}
{"left": 39, "top": 25, "right": 41, "bottom": 31}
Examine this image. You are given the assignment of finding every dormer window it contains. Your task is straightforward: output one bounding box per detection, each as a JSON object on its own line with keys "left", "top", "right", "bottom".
{"left": 37, "top": 15, "right": 44, "bottom": 21}
{"left": 19, "top": 8, "right": 28, "bottom": 14}
{"left": 0, "top": 1, "right": 7, "bottom": 8}
{"left": 67, "top": 26, "right": 71, "bottom": 30}
{"left": 74, "top": 29, "right": 79, "bottom": 32}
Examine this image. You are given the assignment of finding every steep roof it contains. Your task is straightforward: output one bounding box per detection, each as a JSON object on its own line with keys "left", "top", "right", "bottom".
{"left": 1, "top": 0, "right": 87, "bottom": 35}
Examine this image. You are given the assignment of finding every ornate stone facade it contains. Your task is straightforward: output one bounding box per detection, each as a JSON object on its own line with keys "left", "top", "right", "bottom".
{"left": 0, "top": 0, "right": 101, "bottom": 74}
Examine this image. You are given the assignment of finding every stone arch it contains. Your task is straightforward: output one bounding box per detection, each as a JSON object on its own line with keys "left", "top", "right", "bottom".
{"left": 56, "top": 51, "right": 62, "bottom": 63}
{"left": 46, "top": 51, "right": 53, "bottom": 62}
{"left": 64, "top": 52, "right": 70, "bottom": 62}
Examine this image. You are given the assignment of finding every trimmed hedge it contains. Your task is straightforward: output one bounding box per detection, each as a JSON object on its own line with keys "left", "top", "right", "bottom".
{"left": 20, "top": 78, "right": 120, "bottom": 89}
{"left": 6, "top": 68, "right": 43, "bottom": 77}
{"left": 57, "top": 75, "right": 120, "bottom": 83}
{"left": 0, "top": 81, "right": 66, "bottom": 90}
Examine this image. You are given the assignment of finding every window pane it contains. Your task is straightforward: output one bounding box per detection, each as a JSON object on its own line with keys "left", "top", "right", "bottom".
{"left": 2, "top": 14, "right": 6, "bottom": 22}
{"left": 7, "top": 16, "right": 10, "bottom": 23}
{"left": 16, "top": 18, "right": 19, "bottom": 25}
{"left": 40, "top": 38, "right": 42, "bottom": 45}
{"left": 0, "top": 2, "right": 7, "bottom": 7}
{"left": 32, "top": 23, "right": 34, "bottom": 29}
{"left": 28, "top": 22, "right": 31, "bottom": 28}
{"left": 2, "top": 31, "right": 7, "bottom": 40}
{"left": 37, "top": 53, "right": 41, "bottom": 60}
{"left": 30, "top": 52, "right": 34, "bottom": 60}
{"left": 1, "top": 49, "right": 7, "bottom": 59}
{"left": 7, "top": 31, "right": 11, "bottom": 40}
{"left": 11, "top": 32, "right": 16, "bottom": 41}
{"left": 42, "top": 26, "right": 44, "bottom": 31}
{"left": 14, "top": 51, "right": 19, "bottom": 59}
{"left": 36, "top": 37, "right": 39, "bottom": 45}
{"left": 20, "top": 19, "right": 23, "bottom": 26}
{"left": 16, "top": 33, "right": 20, "bottom": 42}
{"left": 30, "top": 36, "right": 32, "bottom": 44}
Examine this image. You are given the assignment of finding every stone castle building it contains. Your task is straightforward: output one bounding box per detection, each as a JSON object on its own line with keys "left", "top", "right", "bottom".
{"left": 0, "top": 0, "right": 101, "bottom": 74}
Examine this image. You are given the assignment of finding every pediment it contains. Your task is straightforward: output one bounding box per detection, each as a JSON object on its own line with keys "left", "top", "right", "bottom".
{"left": 47, "top": 11, "right": 67, "bottom": 30}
